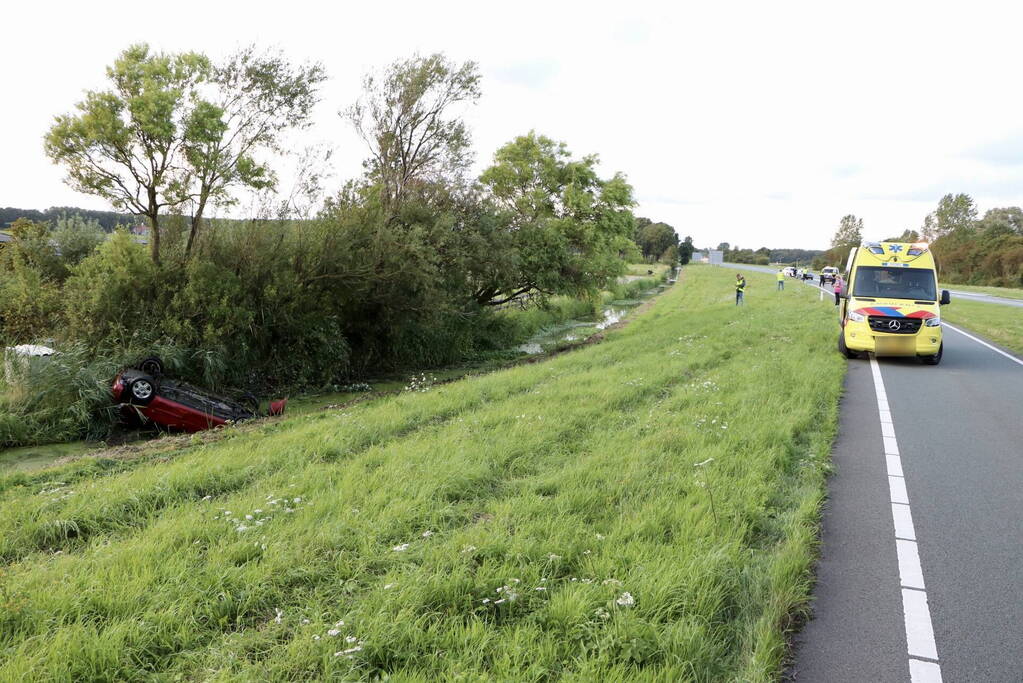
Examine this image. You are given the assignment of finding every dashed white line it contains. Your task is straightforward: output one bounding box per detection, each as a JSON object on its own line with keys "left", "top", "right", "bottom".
{"left": 870, "top": 357, "right": 942, "bottom": 683}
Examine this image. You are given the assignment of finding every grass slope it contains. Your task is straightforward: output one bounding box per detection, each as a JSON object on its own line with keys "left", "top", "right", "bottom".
{"left": 943, "top": 298, "right": 1023, "bottom": 355}
{"left": 0, "top": 266, "right": 845, "bottom": 681}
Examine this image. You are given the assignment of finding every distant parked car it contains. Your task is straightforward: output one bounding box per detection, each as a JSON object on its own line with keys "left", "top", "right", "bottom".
{"left": 112, "top": 358, "right": 286, "bottom": 433}
{"left": 820, "top": 266, "right": 839, "bottom": 284}
{"left": 783, "top": 266, "right": 797, "bottom": 277}
{"left": 801, "top": 270, "right": 815, "bottom": 281}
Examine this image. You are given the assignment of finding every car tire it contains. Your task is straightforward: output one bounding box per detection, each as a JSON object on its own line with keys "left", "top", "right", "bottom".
{"left": 838, "top": 332, "right": 859, "bottom": 359}
{"left": 138, "top": 357, "right": 164, "bottom": 377}
{"left": 127, "top": 376, "right": 157, "bottom": 405}
{"left": 920, "top": 343, "right": 943, "bottom": 365}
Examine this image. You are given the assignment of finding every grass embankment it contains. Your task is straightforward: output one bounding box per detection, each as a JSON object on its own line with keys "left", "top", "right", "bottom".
{"left": 0, "top": 266, "right": 844, "bottom": 681}
{"left": 942, "top": 283, "right": 1023, "bottom": 300}
{"left": 943, "top": 298, "right": 1023, "bottom": 355}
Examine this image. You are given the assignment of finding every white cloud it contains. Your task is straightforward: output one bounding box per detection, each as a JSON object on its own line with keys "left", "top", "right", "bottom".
{"left": 3, "top": 0, "right": 1023, "bottom": 249}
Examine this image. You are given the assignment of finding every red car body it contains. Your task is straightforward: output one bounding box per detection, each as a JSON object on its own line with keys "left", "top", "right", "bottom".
{"left": 112, "top": 369, "right": 286, "bottom": 433}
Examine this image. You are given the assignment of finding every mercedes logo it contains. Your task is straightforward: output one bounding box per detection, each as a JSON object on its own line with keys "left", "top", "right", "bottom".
{"left": 888, "top": 320, "right": 901, "bottom": 331}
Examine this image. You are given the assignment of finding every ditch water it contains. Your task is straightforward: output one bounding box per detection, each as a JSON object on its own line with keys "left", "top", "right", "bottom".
{"left": 514, "top": 280, "right": 673, "bottom": 355}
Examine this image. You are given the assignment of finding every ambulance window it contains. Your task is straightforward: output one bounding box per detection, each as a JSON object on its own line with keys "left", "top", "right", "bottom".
{"left": 852, "top": 267, "right": 936, "bottom": 301}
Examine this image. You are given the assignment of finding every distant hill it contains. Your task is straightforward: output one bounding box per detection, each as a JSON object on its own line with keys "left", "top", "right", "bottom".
{"left": 0, "top": 206, "right": 138, "bottom": 231}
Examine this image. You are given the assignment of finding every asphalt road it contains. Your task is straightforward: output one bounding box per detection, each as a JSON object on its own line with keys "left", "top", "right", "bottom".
{"left": 724, "top": 262, "right": 1023, "bottom": 307}
{"left": 719, "top": 262, "right": 1023, "bottom": 680}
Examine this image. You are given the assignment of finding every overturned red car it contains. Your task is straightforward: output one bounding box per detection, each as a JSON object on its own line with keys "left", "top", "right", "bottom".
{"left": 112, "top": 359, "right": 286, "bottom": 433}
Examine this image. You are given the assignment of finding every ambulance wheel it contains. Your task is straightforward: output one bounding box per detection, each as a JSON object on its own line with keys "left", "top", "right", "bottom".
{"left": 838, "top": 332, "right": 859, "bottom": 359}
{"left": 920, "top": 343, "right": 943, "bottom": 365}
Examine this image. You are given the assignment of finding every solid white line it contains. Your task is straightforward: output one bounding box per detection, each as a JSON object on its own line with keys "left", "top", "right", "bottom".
{"left": 892, "top": 503, "right": 916, "bottom": 540}
{"left": 909, "top": 658, "right": 944, "bottom": 683}
{"left": 903, "top": 588, "right": 939, "bottom": 660}
{"left": 897, "top": 539, "right": 926, "bottom": 589}
{"left": 886, "top": 454, "right": 904, "bottom": 477}
{"left": 944, "top": 322, "right": 1023, "bottom": 367}
{"left": 870, "top": 357, "right": 942, "bottom": 678}
{"left": 889, "top": 475, "right": 909, "bottom": 504}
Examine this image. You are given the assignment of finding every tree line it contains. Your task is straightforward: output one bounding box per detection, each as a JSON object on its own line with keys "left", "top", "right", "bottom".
{"left": 1, "top": 46, "right": 676, "bottom": 397}
{"left": 815, "top": 195, "right": 1022, "bottom": 286}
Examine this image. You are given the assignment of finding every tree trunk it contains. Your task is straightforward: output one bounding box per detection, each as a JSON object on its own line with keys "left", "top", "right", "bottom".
{"left": 185, "top": 196, "right": 208, "bottom": 259}
{"left": 148, "top": 213, "right": 160, "bottom": 264}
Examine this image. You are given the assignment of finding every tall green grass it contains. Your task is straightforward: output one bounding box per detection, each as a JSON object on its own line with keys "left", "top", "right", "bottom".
{"left": 943, "top": 298, "right": 1023, "bottom": 354}
{"left": 0, "top": 265, "right": 843, "bottom": 681}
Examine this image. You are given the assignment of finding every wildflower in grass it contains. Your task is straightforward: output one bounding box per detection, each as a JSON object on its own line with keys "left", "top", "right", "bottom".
{"left": 547, "top": 553, "right": 561, "bottom": 561}
{"left": 535, "top": 586, "right": 547, "bottom": 591}
{"left": 254, "top": 509, "right": 262, "bottom": 513}
{"left": 313, "top": 635, "right": 321, "bottom": 640}
{"left": 462, "top": 545, "right": 477, "bottom": 553}
{"left": 384, "top": 583, "right": 396, "bottom": 590}
{"left": 294, "top": 497, "right": 302, "bottom": 503}
{"left": 245, "top": 515, "right": 254, "bottom": 520}
{"left": 421, "top": 530, "right": 433, "bottom": 538}
{"left": 616, "top": 592, "right": 635, "bottom": 607}
{"left": 334, "top": 620, "right": 345, "bottom": 627}
{"left": 595, "top": 607, "right": 611, "bottom": 620}
{"left": 602, "top": 578, "right": 623, "bottom": 586}
{"left": 201, "top": 495, "right": 212, "bottom": 501}
{"left": 327, "top": 629, "right": 341, "bottom": 637}
{"left": 392, "top": 543, "right": 410, "bottom": 552}
{"left": 482, "top": 598, "right": 490, "bottom": 604}
{"left": 302, "top": 618, "right": 310, "bottom": 624}
{"left": 494, "top": 599, "right": 506, "bottom": 605}
{"left": 236, "top": 525, "right": 249, "bottom": 532}
{"left": 274, "top": 609, "right": 283, "bottom": 624}
{"left": 595, "top": 533, "right": 605, "bottom": 540}
{"left": 345, "top": 635, "right": 358, "bottom": 643}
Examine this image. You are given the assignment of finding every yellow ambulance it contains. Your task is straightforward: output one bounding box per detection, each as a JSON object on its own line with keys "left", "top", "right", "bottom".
{"left": 837, "top": 241, "right": 950, "bottom": 364}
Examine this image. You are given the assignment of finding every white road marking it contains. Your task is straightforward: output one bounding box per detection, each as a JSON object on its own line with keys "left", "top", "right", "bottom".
{"left": 909, "top": 659, "right": 943, "bottom": 683}
{"left": 886, "top": 454, "right": 904, "bottom": 477}
{"left": 889, "top": 475, "right": 909, "bottom": 504}
{"left": 870, "top": 357, "right": 942, "bottom": 682}
{"left": 902, "top": 588, "right": 939, "bottom": 661}
{"left": 897, "top": 539, "right": 926, "bottom": 589}
{"left": 944, "top": 322, "right": 1023, "bottom": 367}
{"left": 892, "top": 503, "right": 916, "bottom": 540}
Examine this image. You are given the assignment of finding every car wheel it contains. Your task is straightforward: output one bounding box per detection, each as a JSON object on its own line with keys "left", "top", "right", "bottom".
{"left": 920, "top": 343, "right": 943, "bottom": 365}
{"left": 838, "top": 332, "right": 859, "bottom": 359}
{"left": 138, "top": 357, "right": 164, "bottom": 376}
{"left": 128, "top": 377, "right": 157, "bottom": 405}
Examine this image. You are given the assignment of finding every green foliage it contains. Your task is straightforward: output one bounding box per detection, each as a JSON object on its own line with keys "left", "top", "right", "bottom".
{"left": 923, "top": 193, "right": 977, "bottom": 241}
{"left": 633, "top": 219, "right": 678, "bottom": 262}
{"left": 831, "top": 214, "right": 863, "bottom": 249}
{"left": 478, "top": 131, "right": 636, "bottom": 304}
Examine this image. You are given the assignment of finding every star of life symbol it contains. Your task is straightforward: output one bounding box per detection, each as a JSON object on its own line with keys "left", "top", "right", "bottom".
{"left": 888, "top": 244, "right": 903, "bottom": 252}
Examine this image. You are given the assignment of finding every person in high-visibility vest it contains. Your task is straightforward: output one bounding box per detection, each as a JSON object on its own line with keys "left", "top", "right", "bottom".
{"left": 776, "top": 269, "right": 785, "bottom": 291}
{"left": 735, "top": 273, "right": 746, "bottom": 305}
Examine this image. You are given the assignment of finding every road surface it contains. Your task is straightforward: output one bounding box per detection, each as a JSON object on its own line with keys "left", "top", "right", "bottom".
{"left": 723, "top": 263, "right": 1023, "bottom": 307}
{"left": 720, "top": 262, "right": 1023, "bottom": 681}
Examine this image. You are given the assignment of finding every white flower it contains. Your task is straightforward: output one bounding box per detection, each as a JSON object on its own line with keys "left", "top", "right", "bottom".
{"left": 421, "top": 530, "right": 433, "bottom": 538}
{"left": 235, "top": 525, "right": 249, "bottom": 532}
{"left": 535, "top": 586, "right": 547, "bottom": 591}
{"left": 345, "top": 635, "right": 358, "bottom": 643}
{"left": 293, "top": 497, "right": 302, "bottom": 503}
{"left": 201, "top": 495, "right": 212, "bottom": 501}
{"left": 602, "top": 578, "right": 622, "bottom": 586}
{"left": 254, "top": 509, "right": 263, "bottom": 513}
{"left": 301, "top": 618, "right": 310, "bottom": 624}
{"left": 595, "top": 534, "right": 605, "bottom": 540}
{"left": 615, "top": 592, "right": 635, "bottom": 607}
{"left": 547, "top": 553, "right": 561, "bottom": 561}
{"left": 327, "top": 629, "right": 341, "bottom": 637}
{"left": 313, "top": 635, "right": 321, "bottom": 640}
{"left": 392, "top": 543, "right": 410, "bottom": 552}
{"left": 245, "top": 514, "right": 254, "bottom": 520}
{"left": 494, "top": 599, "right": 506, "bottom": 605}
{"left": 384, "top": 583, "right": 396, "bottom": 590}
{"left": 462, "top": 545, "right": 477, "bottom": 553}
{"left": 334, "top": 620, "right": 345, "bottom": 627}
{"left": 482, "top": 598, "right": 491, "bottom": 603}
{"left": 274, "top": 608, "right": 283, "bottom": 624}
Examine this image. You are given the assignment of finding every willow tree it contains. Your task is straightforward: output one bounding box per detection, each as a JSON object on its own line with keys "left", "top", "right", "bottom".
{"left": 45, "top": 44, "right": 209, "bottom": 263}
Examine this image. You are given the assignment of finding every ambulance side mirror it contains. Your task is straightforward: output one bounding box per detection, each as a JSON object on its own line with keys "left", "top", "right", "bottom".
{"left": 940, "top": 290, "right": 951, "bottom": 305}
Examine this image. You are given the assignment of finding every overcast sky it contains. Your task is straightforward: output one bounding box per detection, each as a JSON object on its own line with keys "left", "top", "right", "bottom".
{"left": 4, "top": 0, "right": 1023, "bottom": 249}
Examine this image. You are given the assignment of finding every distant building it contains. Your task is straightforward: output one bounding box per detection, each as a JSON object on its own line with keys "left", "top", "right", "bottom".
{"left": 130, "top": 224, "right": 149, "bottom": 245}
{"left": 708, "top": 250, "right": 723, "bottom": 265}
{"left": 0, "top": 232, "right": 13, "bottom": 249}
